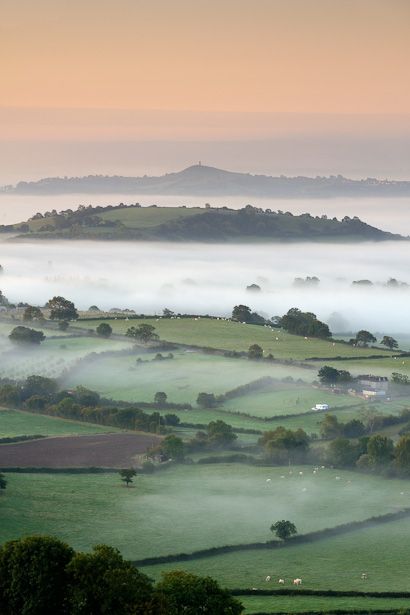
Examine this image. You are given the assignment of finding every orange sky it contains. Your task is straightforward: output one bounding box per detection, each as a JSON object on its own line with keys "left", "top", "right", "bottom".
{"left": 1, "top": 0, "right": 410, "bottom": 115}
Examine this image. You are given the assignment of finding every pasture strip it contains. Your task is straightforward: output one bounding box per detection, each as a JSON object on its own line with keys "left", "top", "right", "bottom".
{"left": 132, "top": 508, "right": 410, "bottom": 567}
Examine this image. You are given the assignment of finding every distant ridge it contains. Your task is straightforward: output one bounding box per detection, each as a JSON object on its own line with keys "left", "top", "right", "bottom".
{"left": 3, "top": 164, "right": 410, "bottom": 197}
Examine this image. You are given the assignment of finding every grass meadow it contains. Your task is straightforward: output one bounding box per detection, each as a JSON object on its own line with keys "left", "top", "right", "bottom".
{"left": 1, "top": 465, "right": 409, "bottom": 561}
{"left": 0, "top": 408, "right": 117, "bottom": 438}
{"left": 74, "top": 318, "right": 394, "bottom": 360}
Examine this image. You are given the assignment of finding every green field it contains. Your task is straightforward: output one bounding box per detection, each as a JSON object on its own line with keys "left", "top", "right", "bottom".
{"left": 0, "top": 335, "right": 132, "bottom": 379}
{"left": 240, "top": 594, "right": 410, "bottom": 613}
{"left": 99, "top": 206, "right": 202, "bottom": 228}
{"left": 63, "top": 350, "right": 314, "bottom": 405}
{"left": 1, "top": 465, "right": 409, "bottom": 562}
{"left": 74, "top": 319, "right": 394, "bottom": 360}
{"left": 0, "top": 408, "right": 117, "bottom": 438}
{"left": 223, "top": 387, "right": 359, "bottom": 418}
{"left": 142, "top": 514, "right": 410, "bottom": 593}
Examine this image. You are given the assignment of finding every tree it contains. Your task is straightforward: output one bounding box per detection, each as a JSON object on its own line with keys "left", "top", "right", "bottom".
{"left": 119, "top": 468, "right": 137, "bottom": 487}
{"left": 259, "top": 427, "right": 309, "bottom": 463}
{"left": 319, "top": 414, "right": 341, "bottom": 439}
{"left": 0, "top": 473, "right": 7, "bottom": 491}
{"left": 231, "top": 304, "right": 265, "bottom": 325}
{"left": 232, "top": 304, "right": 252, "bottom": 322}
{"left": 355, "top": 330, "right": 377, "bottom": 347}
{"left": 22, "top": 375, "right": 58, "bottom": 400}
{"left": 23, "top": 305, "right": 44, "bottom": 321}
{"left": 395, "top": 435, "right": 410, "bottom": 475}
{"left": 392, "top": 372, "right": 410, "bottom": 385}
{"left": 47, "top": 296, "right": 78, "bottom": 321}
{"left": 326, "top": 437, "right": 359, "bottom": 468}
{"left": 280, "top": 307, "right": 331, "bottom": 339}
{"left": 342, "top": 419, "right": 366, "bottom": 438}
{"left": 126, "top": 324, "right": 159, "bottom": 343}
{"left": 154, "top": 570, "right": 243, "bottom": 615}
{"left": 270, "top": 520, "right": 297, "bottom": 541}
{"left": 207, "top": 420, "right": 237, "bottom": 448}
{"left": 197, "top": 392, "right": 217, "bottom": 408}
{"left": 160, "top": 435, "right": 185, "bottom": 461}
{"left": 154, "top": 391, "right": 168, "bottom": 406}
{"left": 367, "top": 434, "right": 394, "bottom": 466}
{"left": 0, "top": 535, "right": 74, "bottom": 615}
{"left": 96, "top": 322, "right": 112, "bottom": 338}
{"left": 318, "top": 365, "right": 352, "bottom": 384}
{"left": 66, "top": 544, "right": 154, "bottom": 615}
{"left": 380, "top": 336, "right": 398, "bottom": 350}
{"left": 9, "top": 325, "right": 45, "bottom": 345}
{"left": 248, "top": 344, "right": 263, "bottom": 359}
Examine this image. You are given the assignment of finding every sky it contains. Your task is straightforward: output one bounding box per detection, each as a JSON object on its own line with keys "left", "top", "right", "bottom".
{"left": 1, "top": 0, "right": 409, "bottom": 182}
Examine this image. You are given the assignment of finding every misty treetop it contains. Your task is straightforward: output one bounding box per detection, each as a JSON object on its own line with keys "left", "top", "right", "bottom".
{"left": 280, "top": 308, "right": 331, "bottom": 339}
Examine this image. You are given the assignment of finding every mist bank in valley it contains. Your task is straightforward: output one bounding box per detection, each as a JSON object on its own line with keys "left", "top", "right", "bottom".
{"left": 0, "top": 240, "right": 410, "bottom": 334}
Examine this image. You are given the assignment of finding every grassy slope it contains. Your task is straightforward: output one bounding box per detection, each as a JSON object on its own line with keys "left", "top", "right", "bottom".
{"left": 63, "top": 351, "right": 314, "bottom": 406}
{"left": 98, "top": 206, "right": 202, "bottom": 228}
{"left": 74, "top": 319, "right": 393, "bottom": 360}
{"left": 0, "top": 335, "right": 133, "bottom": 380}
{"left": 1, "top": 465, "right": 408, "bottom": 560}
{"left": 240, "top": 595, "right": 410, "bottom": 614}
{"left": 141, "top": 514, "right": 410, "bottom": 592}
{"left": 0, "top": 408, "right": 117, "bottom": 437}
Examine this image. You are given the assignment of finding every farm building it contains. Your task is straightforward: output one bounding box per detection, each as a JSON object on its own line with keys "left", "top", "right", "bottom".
{"left": 357, "top": 375, "right": 389, "bottom": 399}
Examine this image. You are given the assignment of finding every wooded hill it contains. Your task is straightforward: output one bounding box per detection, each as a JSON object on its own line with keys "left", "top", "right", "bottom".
{"left": 2, "top": 203, "right": 402, "bottom": 242}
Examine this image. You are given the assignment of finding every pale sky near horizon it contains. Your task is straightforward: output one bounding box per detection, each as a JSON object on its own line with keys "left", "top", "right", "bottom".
{"left": 1, "top": 0, "right": 409, "bottom": 180}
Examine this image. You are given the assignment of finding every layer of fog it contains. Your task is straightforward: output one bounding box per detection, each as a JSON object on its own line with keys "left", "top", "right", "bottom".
{"left": 0, "top": 194, "right": 409, "bottom": 235}
{"left": 1, "top": 240, "right": 410, "bottom": 334}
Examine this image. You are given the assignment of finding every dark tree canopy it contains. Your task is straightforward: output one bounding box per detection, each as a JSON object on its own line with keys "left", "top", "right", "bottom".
{"left": 0, "top": 535, "right": 74, "bottom": 615}
{"left": 270, "top": 520, "right": 297, "bottom": 541}
{"left": 207, "top": 420, "right": 237, "bottom": 448}
{"left": 280, "top": 308, "right": 331, "bottom": 339}
{"left": 248, "top": 343, "right": 263, "bottom": 359}
{"left": 197, "top": 392, "right": 217, "bottom": 408}
{"left": 0, "top": 472, "right": 7, "bottom": 490}
{"left": 380, "top": 335, "right": 398, "bottom": 350}
{"left": 318, "top": 365, "right": 352, "bottom": 384}
{"left": 9, "top": 325, "right": 45, "bottom": 345}
{"left": 119, "top": 468, "right": 137, "bottom": 487}
{"left": 23, "top": 305, "right": 44, "bottom": 321}
{"left": 126, "top": 324, "right": 159, "bottom": 343}
{"left": 96, "top": 322, "right": 112, "bottom": 338}
{"left": 354, "top": 330, "right": 377, "bottom": 347}
{"left": 66, "top": 544, "right": 154, "bottom": 615}
{"left": 48, "top": 296, "right": 79, "bottom": 321}
{"left": 155, "top": 570, "right": 243, "bottom": 615}
{"left": 231, "top": 304, "right": 265, "bottom": 325}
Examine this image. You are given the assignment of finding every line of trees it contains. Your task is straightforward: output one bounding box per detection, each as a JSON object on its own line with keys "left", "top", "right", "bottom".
{"left": 0, "top": 536, "right": 242, "bottom": 615}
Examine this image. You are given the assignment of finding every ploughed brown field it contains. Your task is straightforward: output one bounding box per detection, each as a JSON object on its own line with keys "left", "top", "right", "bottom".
{"left": 0, "top": 433, "right": 161, "bottom": 468}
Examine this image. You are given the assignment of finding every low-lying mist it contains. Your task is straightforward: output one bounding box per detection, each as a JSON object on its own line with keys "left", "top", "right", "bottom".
{"left": 1, "top": 239, "right": 410, "bottom": 333}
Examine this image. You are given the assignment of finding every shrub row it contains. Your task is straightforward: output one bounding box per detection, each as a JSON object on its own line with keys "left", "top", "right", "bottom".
{"left": 132, "top": 508, "right": 410, "bottom": 567}
{"left": 0, "top": 434, "right": 45, "bottom": 444}
{"left": 231, "top": 588, "right": 410, "bottom": 598}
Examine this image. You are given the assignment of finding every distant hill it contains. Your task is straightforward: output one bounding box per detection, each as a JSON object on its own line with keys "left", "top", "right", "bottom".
{"left": 3, "top": 164, "right": 410, "bottom": 197}
{"left": 1, "top": 203, "right": 403, "bottom": 243}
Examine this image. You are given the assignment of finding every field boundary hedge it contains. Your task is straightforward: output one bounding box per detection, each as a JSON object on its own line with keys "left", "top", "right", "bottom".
{"left": 249, "top": 610, "right": 407, "bottom": 615}
{"left": 231, "top": 588, "right": 410, "bottom": 598}
{"left": 133, "top": 508, "right": 410, "bottom": 567}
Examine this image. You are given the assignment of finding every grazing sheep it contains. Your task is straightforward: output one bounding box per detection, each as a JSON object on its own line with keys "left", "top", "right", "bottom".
{"left": 278, "top": 579, "right": 285, "bottom": 584}
{"left": 265, "top": 575, "right": 271, "bottom": 582}
{"left": 361, "top": 573, "right": 368, "bottom": 580}
{"left": 299, "top": 471, "right": 303, "bottom": 476}
{"left": 266, "top": 478, "right": 272, "bottom": 483}
{"left": 293, "top": 578, "right": 302, "bottom": 586}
